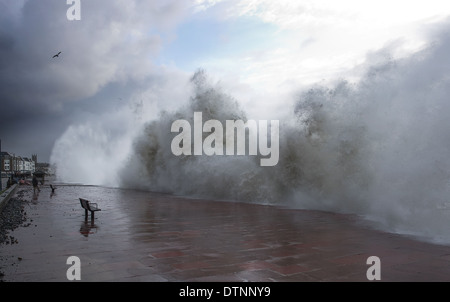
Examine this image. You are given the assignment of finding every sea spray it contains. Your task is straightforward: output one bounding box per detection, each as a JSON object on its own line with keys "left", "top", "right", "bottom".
{"left": 50, "top": 105, "right": 145, "bottom": 186}
{"left": 120, "top": 70, "right": 278, "bottom": 201}
{"left": 119, "top": 70, "right": 369, "bottom": 206}
{"left": 120, "top": 36, "right": 450, "bottom": 243}
{"left": 51, "top": 27, "right": 450, "bottom": 244}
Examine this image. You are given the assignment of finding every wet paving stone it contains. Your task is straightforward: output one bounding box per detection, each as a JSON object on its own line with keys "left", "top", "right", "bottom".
{"left": 1, "top": 185, "right": 450, "bottom": 282}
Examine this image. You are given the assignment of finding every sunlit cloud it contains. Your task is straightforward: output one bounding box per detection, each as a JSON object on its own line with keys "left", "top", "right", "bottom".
{"left": 174, "top": 0, "right": 450, "bottom": 118}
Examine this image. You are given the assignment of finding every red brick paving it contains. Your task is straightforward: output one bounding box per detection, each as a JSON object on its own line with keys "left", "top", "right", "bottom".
{"left": 1, "top": 185, "right": 450, "bottom": 282}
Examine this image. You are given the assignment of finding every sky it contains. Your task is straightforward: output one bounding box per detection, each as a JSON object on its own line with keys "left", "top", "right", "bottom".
{"left": 1, "top": 0, "right": 450, "bottom": 163}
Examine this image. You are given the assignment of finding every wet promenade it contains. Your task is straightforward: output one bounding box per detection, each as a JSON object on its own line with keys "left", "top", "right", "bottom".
{"left": 1, "top": 184, "right": 450, "bottom": 282}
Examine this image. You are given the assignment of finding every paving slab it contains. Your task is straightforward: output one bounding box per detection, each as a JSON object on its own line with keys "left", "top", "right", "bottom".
{"left": 1, "top": 185, "right": 450, "bottom": 282}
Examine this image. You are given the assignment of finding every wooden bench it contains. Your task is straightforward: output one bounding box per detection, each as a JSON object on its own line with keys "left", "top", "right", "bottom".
{"left": 79, "top": 198, "right": 101, "bottom": 220}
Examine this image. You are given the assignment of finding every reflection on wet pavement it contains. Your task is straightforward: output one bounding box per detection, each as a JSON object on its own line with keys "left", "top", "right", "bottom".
{"left": 79, "top": 220, "right": 98, "bottom": 237}
{"left": 1, "top": 185, "right": 450, "bottom": 282}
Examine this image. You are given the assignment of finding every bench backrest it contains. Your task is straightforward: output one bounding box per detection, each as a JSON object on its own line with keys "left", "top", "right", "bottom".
{"left": 80, "top": 198, "right": 89, "bottom": 210}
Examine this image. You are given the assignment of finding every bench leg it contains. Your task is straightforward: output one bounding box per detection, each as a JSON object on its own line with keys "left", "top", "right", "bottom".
{"left": 91, "top": 211, "right": 95, "bottom": 221}
{"left": 85, "top": 209, "right": 88, "bottom": 217}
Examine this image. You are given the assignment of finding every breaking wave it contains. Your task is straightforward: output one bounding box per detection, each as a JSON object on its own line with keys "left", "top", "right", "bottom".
{"left": 52, "top": 25, "right": 450, "bottom": 245}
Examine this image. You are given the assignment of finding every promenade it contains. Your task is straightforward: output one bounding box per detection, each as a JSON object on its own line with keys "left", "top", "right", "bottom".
{"left": 1, "top": 184, "right": 450, "bottom": 282}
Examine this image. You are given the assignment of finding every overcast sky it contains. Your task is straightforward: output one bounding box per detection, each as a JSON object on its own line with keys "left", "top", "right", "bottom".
{"left": 1, "top": 0, "right": 449, "bottom": 163}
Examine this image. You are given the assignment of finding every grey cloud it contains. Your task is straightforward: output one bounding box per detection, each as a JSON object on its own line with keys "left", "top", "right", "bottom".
{"left": 0, "top": 0, "right": 192, "bottom": 161}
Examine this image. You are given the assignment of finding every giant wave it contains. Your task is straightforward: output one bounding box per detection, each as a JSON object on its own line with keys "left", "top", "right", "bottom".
{"left": 51, "top": 24, "right": 450, "bottom": 245}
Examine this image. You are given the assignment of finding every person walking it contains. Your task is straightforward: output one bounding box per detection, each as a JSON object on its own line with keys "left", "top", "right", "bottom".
{"left": 32, "top": 175, "right": 40, "bottom": 193}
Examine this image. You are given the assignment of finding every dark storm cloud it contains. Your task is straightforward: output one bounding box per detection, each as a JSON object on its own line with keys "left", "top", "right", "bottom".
{"left": 0, "top": 0, "right": 191, "bottom": 161}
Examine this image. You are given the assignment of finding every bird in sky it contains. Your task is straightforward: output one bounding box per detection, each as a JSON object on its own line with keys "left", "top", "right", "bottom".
{"left": 52, "top": 51, "right": 62, "bottom": 58}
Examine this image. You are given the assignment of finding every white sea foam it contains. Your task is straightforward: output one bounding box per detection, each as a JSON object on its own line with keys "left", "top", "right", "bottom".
{"left": 51, "top": 24, "right": 450, "bottom": 245}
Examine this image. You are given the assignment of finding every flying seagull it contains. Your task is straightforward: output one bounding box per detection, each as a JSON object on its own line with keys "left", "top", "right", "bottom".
{"left": 52, "top": 51, "right": 62, "bottom": 58}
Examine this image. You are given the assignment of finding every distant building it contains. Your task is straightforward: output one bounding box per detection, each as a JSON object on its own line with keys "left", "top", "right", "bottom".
{"left": 0, "top": 152, "right": 37, "bottom": 177}
{"left": 0, "top": 152, "right": 14, "bottom": 174}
